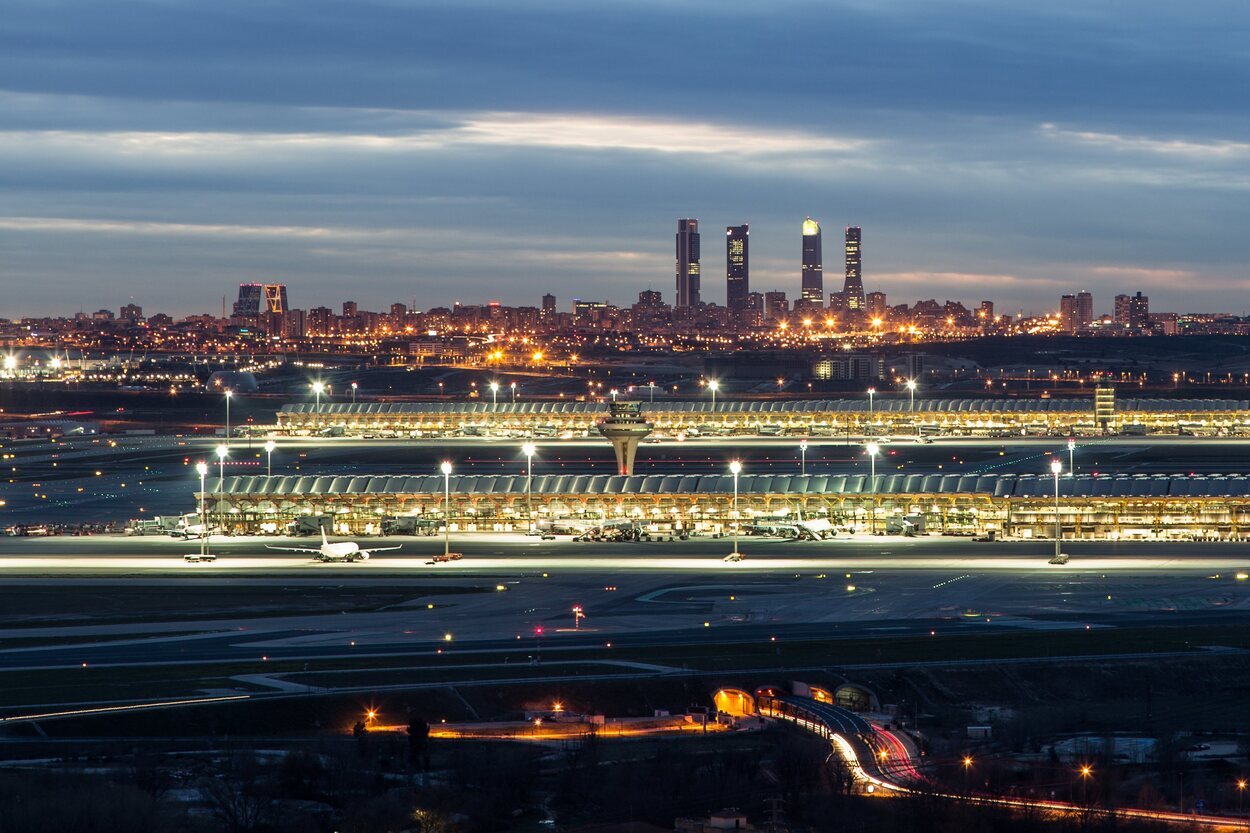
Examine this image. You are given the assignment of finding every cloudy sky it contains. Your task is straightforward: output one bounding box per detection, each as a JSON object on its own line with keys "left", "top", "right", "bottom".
{"left": 2, "top": 0, "right": 1249, "bottom": 318}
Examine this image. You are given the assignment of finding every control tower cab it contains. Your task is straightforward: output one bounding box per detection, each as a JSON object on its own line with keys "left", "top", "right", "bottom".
{"left": 596, "top": 402, "right": 654, "bottom": 476}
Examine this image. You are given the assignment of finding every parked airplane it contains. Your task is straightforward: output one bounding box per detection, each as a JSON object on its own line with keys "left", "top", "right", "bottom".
{"left": 746, "top": 515, "right": 835, "bottom": 540}
{"left": 266, "top": 528, "right": 401, "bottom": 562}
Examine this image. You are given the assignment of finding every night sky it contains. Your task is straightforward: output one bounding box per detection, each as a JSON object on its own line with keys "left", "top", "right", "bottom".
{"left": 2, "top": 0, "right": 1249, "bottom": 317}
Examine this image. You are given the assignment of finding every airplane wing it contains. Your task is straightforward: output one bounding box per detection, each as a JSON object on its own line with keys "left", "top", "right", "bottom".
{"left": 359, "top": 545, "right": 403, "bottom": 555}
{"left": 266, "top": 545, "right": 326, "bottom": 554}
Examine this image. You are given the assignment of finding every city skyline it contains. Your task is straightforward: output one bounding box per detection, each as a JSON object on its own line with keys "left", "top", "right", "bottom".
{"left": 3, "top": 1, "right": 1250, "bottom": 316}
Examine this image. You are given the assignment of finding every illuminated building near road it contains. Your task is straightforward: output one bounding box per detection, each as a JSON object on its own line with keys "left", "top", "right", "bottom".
{"left": 726, "top": 225, "right": 749, "bottom": 313}
{"left": 844, "top": 226, "right": 864, "bottom": 312}
{"left": 675, "top": 219, "right": 701, "bottom": 308}
{"left": 801, "top": 218, "right": 823, "bottom": 304}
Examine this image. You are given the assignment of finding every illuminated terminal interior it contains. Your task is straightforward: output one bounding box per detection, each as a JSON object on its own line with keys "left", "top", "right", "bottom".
{"left": 273, "top": 398, "right": 1250, "bottom": 438}
{"left": 205, "top": 472, "right": 1250, "bottom": 541}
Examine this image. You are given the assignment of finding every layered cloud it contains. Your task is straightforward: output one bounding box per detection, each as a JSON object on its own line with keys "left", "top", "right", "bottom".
{"left": 2, "top": 0, "right": 1249, "bottom": 315}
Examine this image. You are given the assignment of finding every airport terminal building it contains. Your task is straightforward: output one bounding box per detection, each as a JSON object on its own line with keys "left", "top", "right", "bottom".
{"left": 272, "top": 398, "right": 1250, "bottom": 439}
{"left": 205, "top": 472, "right": 1250, "bottom": 541}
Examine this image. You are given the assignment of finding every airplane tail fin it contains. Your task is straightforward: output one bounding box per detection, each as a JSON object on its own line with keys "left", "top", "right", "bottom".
{"left": 320, "top": 525, "right": 329, "bottom": 546}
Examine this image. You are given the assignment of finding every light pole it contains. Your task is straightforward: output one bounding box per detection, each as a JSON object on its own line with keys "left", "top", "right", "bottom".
{"left": 196, "top": 461, "right": 208, "bottom": 557}
{"left": 1067, "top": 437, "right": 1076, "bottom": 477}
{"left": 510, "top": 381, "right": 517, "bottom": 402}
{"left": 729, "top": 460, "right": 742, "bottom": 558}
{"left": 610, "top": 388, "right": 619, "bottom": 402}
{"left": 866, "top": 441, "right": 879, "bottom": 535}
{"left": 1237, "top": 779, "right": 1246, "bottom": 816}
{"left": 264, "top": 440, "right": 276, "bottom": 478}
{"left": 648, "top": 381, "right": 656, "bottom": 403}
{"left": 1051, "top": 458, "right": 1063, "bottom": 561}
{"left": 800, "top": 439, "right": 808, "bottom": 477}
{"left": 351, "top": 381, "right": 357, "bottom": 404}
{"left": 215, "top": 444, "right": 228, "bottom": 537}
{"left": 223, "top": 389, "right": 233, "bottom": 448}
{"left": 522, "top": 442, "right": 536, "bottom": 533}
{"left": 311, "top": 381, "right": 325, "bottom": 433}
{"left": 441, "top": 461, "right": 453, "bottom": 558}
{"left": 867, "top": 387, "right": 875, "bottom": 438}
{"left": 906, "top": 378, "right": 917, "bottom": 414}
{"left": 708, "top": 379, "right": 719, "bottom": 408}
{"left": 489, "top": 381, "right": 499, "bottom": 406}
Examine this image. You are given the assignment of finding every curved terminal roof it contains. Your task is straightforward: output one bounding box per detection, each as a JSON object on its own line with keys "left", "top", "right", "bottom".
{"left": 279, "top": 398, "right": 1250, "bottom": 417}
{"left": 217, "top": 472, "right": 1250, "bottom": 498}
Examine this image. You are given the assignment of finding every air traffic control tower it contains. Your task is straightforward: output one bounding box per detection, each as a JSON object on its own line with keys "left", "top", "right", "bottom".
{"left": 596, "top": 402, "right": 654, "bottom": 475}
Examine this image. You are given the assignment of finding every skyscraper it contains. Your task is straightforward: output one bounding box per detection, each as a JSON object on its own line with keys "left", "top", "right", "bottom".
{"left": 726, "top": 225, "right": 749, "bottom": 313}
{"left": 801, "top": 218, "right": 823, "bottom": 304}
{"left": 675, "top": 219, "right": 701, "bottom": 308}
{"left": 844, "top": 226, "right": 865, "bottom": 311}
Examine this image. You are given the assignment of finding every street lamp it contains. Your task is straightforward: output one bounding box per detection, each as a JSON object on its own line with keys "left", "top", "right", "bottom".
{"left": 489, "top": 381, "right": 499, "bottom": 406}
{"left": 1067, "top": 437, "right": 1076, "bottom": 477}
{"left": 351, "top": 381, "right": 358, "bottom": 404}
{"left": 311, "top": 381, "right": 325, "bottom": 411}
{"left": 441, "top": 461, "right": 453, "bottom": 558}
{"left": 708, "top": 379, "right": 719, "bottom": 407}
{"left": 647, "top": 381, "right": 656, "bottom": 403}
{"left": 215, "top": 444, "right": 228, "bottom": 537}
{"left": 264, "top": 440, "right": 276, "bottom": 478}
{"left": 962, "top": 755, "right": 974, "bottom": 793}
{"left": 196, "top": 461, "right": 209, "bottom": 558}
{"left": 866, "top": 442, "right": 879, "bottom": 535}
{"left": 1237, "top": 778, "right": 1246, "bottom": 816}
{"left": 800, "top": 439, "right": 808, "bottom": 477}
{"left": 510, "top": 381, "right": 517, "bottom": 402}
{"left": 906, "top": 379, "right": 917, "bottom": 413}
{"left": 223, "top": 389, "right": 233, "bottom": 448}
{"left": 729, "top": 460, "right": 742, "bottom": 558}
{"left": 522, "top": 442, "right": 536, "bottom": 533}
{"left": 1051, "top": 458, "right": 1063, "bottom": 562}
{"left": 867, "top": 387, "right": 875, "bottom": 438}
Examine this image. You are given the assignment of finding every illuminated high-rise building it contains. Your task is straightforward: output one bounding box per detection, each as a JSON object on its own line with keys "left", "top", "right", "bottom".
{"left": 675, "top": 219, "right": 701, "bottom": 307}
{"left": 843, "top": 226, "right": 865, "bottom": 311}
{"left": 726, "top": 225, "right": 749, "bottom": 312}
{"left": 801, "top": 217, "right": 823, "bottom": 304}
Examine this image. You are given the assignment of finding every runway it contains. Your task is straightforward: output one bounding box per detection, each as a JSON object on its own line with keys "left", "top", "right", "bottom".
{"left": 0, "top": 533, "right": 1247, "bottom": 676}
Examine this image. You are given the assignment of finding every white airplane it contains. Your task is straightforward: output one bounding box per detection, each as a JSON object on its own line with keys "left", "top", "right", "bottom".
{"left": 267, "top": 528, "right": 401, "bottom": 562}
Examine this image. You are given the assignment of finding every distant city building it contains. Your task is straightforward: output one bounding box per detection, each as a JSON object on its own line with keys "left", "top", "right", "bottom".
{"left": 866, "top": 291, "right": 888, "bottom": 320}
{"left": 233, "top": 283, "right": 288, "bottom": 319}
{"left": 675, "top": 219, "right": 701, "bottom": 308}
{"left": 979, "top": 300, "right": 994, "bottom": 322}
{"left": 1115, "top": 292, "right": 1150, "bottom": 328}
{"left": 725, "top": 224, "right": 749, "bottom": 313}
{"left": 844, "top": 226, "right": 865, "bottom": 312}
{"left": 342, "top": 301, "right": 358, "bottom": 318}
{"left": 119, "top": 303, "right": 143, "bottom": 323}
{"left": 1149, "top": 312, "right": 1178, "bottom": 335}
{"left": 764, "top": 290, "right": 788, "bottom": 321}
{"left": 801, "top": 217, "right": 823, "bottom": 304}
{"left": 541, "top": 293, "right": 556, "bottom": 316}
{"left": 1060, "top": 294, "right": 1078, "bottom": 332}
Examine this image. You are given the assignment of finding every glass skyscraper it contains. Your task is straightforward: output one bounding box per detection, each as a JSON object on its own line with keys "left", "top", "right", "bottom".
{"left": 801, "top": 217, "right": 823, "bottom": 304}
{"left": 726, "top": 224, "right": 749, "bottom": 313}
{"left": 675, "top": 219, "right": 701, "bottom": 307}
{"left": 843, "top": 226, "right": 865, "bottom": 312}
